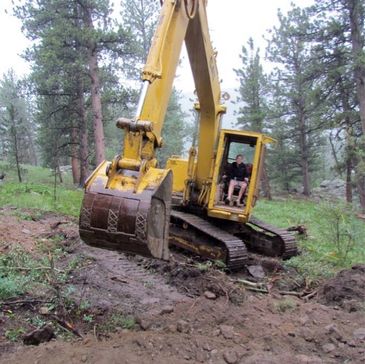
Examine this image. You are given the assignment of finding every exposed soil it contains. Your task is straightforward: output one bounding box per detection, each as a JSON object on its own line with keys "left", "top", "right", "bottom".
{"left": 0, "top": 207, "right": 364, "bottom": 364}
{"left": 317, "top": 264, "right": 365, "bottom": 312}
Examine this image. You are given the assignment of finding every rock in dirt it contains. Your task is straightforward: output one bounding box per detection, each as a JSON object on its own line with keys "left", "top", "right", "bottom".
{"left": 219, "top": 324, "right": 235, "bottom": 339}
{"left": 247, "top": 265, "right": 265, "bottom": 279}
{"left": 299, "top": 315, "right": 309, "bottom": 325}
{"left": 166, "top": 324, "right": 177, "bottom": 333}
{"left": 295, "top": 354, "right": 323, "bottom": 364}
{"left": 159, "top": 305, "right": 174, "bottom": 314}
{"left": 324, "top": 323, "right": 342, "bottom": 340}
{"left": 223, "top": 349, "right": 238, "bottom": 364}
{"left": 39, "top": 306, "right": 50, "bottom": 315}
{"left": 204, "top": 291, "right": 217, "bottom": 300}
{"left": 176, "top": 320, "right": 190, "bottom": 334}
{"left": 23, "top": 324, "right": 55, "bottom": 345}
{"left": 195, "top": 350, "right": 207, "bottom": 363}
{"left": 317, "top": 265, "right": 365, "bottom": 310}
{"left": 322, "top": 343, "right": 336, "bottom": 353}
{"left": 353, "top": 328, "right": 365, "bottom": 340}
{"left": 136, "top": 317, "right": 152, "bottom": 331}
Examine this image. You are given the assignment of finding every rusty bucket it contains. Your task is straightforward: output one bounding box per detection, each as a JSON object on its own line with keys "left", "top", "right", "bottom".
{"left": 79, "top": 161, "right": 172, "bottom": 260}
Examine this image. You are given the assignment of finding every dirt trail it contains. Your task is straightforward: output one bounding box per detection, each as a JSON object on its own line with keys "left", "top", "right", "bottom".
{"left": 0, "top": 207, "right": 365, "bottom": 364}
{"left": 3, "top": 294, "right": 365, "bottom": 364}
{"left": 67, "top": 245, "right": 187, "bottom": 315}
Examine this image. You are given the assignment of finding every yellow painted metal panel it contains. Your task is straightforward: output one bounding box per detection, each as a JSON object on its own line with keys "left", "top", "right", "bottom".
{"left": 165, "top": 157, "right": 190, "bottom": 192}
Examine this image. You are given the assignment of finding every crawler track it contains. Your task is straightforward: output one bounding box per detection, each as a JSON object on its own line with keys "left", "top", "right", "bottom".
{"left": 169, "top": 208, "right": 298, "bottom": 270}
{"left": 170, "top": 210, "right": 248, "bottom": 270}
{"left": 237, "top": 216, "right": 298, "bottom": 259}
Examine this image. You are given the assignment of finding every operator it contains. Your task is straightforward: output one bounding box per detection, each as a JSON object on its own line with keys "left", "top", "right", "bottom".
{"left": 225, "top": 154, "right": 248, "bottom": 206}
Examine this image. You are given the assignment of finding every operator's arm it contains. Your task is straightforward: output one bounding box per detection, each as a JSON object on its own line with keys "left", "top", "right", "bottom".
{"left": 243, "top": 163, "right": 251, "bottom": 182}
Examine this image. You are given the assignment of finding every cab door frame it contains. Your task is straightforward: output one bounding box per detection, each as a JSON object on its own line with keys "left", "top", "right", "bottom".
{"left": 207, "top": 129, "right": 273, "bottom": 223}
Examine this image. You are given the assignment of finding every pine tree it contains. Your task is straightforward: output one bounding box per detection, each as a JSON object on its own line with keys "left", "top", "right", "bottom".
{"left": 0, "top": 70, "right": 36, "bottom": 181}
{"left": 14, "top": 0, "right": 131, "bottom": 184}
{"left": 121, "top": 0, "right": 191, "bottom": 165}
{"left": 312, "top": 0, "right": 365, "bottom": 210}
{"left": 266, "top": 5, "right": 325, "bottom": 196}
{"left": 234, "top": 38, "right": 272, "bottom": 198}
{"left": 121, "top": 0, "right": 159, "bottom": 78}
{"left": 157, "top": 88, "right": 189, "bottom": 166}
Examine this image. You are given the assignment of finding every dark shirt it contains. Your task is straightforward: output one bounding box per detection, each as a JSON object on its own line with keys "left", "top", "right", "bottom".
{"left": 229, "top": 162, "right": 247, "bottom": 181}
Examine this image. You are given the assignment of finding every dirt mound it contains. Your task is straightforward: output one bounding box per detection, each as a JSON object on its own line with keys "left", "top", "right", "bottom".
{"left": 140, "top": 258, "right": 246, "bottom": 304}
{"left": 0, "top": 207, "right": 77, "bottom": 253}
{"left": 317, "top": 265, "right": 365, "bottom": 311}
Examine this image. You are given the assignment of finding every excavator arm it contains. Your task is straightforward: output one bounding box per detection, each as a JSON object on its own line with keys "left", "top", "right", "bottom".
{"left": 118, "top": 0, "right": 224, "bottom": 182}
{"left": 79, "top": 0, "right": 224, "bottom": 260}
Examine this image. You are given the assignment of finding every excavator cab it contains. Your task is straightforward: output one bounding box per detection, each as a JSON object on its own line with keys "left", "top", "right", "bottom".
{"left": 208, "top": 130, "right": 274, "bottom": 223}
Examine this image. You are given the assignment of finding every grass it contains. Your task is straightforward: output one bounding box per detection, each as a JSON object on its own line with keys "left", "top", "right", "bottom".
{"left": 0, "top": 161, "right": 83, "bottom": 217}
{"left": 5, "top": 328, "right": 26, "bottom": 342}
{"left": 100, "top": 313, "right": 136, "bottom": 332}
{"left": 254, "top": 198, "right": 365, "bottom": 279}
{"left": 0, "top": 161, "right": 364, "bottom": 280}
{"left": 0, "top": 161, "right": 75, "bottom": 188}
{"left": 0, "top": 246, "right": 50, "bottom": 300}
{"left": 195, "top": 260, "right": 227, "bottom": 272}
{"left": 273, "top": 298, "right": 297, "bottom": 313}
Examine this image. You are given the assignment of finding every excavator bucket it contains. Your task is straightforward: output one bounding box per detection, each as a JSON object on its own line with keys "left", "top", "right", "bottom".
{"left": 79, "top": 161, "right": 172, "bottom": 260}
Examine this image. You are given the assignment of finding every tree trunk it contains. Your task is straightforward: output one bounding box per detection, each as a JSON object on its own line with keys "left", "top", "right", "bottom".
{"left": 57, "top": 164, "right": 63, "bottom": 183}
{"left": 9, "top": 105, "right": 22, "bottom": 183}
{"left": 299, "top": 112, "right": 310, "bottom": 196}
{"left": 78, "top": 80, "right": 89, "bottom": 186}
{"left": 356, "top": 173, "right": 365, "bottom": 213}
{"left": 347, "top": 0, "right": 365, "bottom": 212}
{"left": 339, "top": 78, "right": 354, "bottom": 203}
{"left": 84, "top": 7, "right": 105, "bottom": 166}
{"left": 302, "top": 155, "right": 310, "bottom": 196}
{"left": 345, "top": 157, "right": 353, "bottom": 203}
{"left": 261, "top": 163, "right": 272, "bottom": 200}
{"left": 13, "top": 129, "right": 22, "bottom": 183}
{"left": 347, "top": 0, "right": 365, "bottom": 135}
{"left": 329, "top": 132, "right": 342, "bottom": 175}
{"left": 26, "top": 129, "right": 38, "bottom": 166}
{"left": 71, "top": 123, "right": 80, "bottom": 184}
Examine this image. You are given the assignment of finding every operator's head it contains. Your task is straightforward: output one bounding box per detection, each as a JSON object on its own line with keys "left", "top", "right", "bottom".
{"left": 236, "top": 154, "right": 243, "bottom": 164}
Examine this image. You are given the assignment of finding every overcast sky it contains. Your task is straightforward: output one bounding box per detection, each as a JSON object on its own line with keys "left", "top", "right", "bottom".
{"left": 0, "top": 0, "right": 313, "bottom": 95}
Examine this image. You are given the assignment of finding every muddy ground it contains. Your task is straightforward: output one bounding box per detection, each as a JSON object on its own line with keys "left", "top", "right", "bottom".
{"left": 0, "top": 207, "right": 364, "bottom": 364}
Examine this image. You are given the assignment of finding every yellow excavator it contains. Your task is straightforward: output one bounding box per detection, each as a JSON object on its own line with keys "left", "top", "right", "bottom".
{"left": 79, "top": 0, "right": 297, "bottom": 270}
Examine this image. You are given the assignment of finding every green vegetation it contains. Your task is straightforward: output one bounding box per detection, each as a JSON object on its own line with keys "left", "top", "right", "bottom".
{"left": 0, "top": 247, "right": 50, "bottom": 300}
{"left": 255, "top": 199, "right": 365, "bottom": 278}
{"left": 0, "top": 162, "right": 74, "bottom": 187}
{"left": 5, "top": 328, "right": 26, "bottom": 342}
{"left": 0, "top": 163, "right": 364, "bottom": 281}
{"left": 195, "top": 260, "right": 227, "bottom": 272}
{"left": 273, "top": 298, "right": 297, "bottom": 313}
{"left": 100, "top": 313, "right": 136, "bottom": 333}
{"left": 0, "top": 162, "right": 83, "bottom": 217}
{"left": 0, "top": 275, "right": 28, "bottom": 300}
